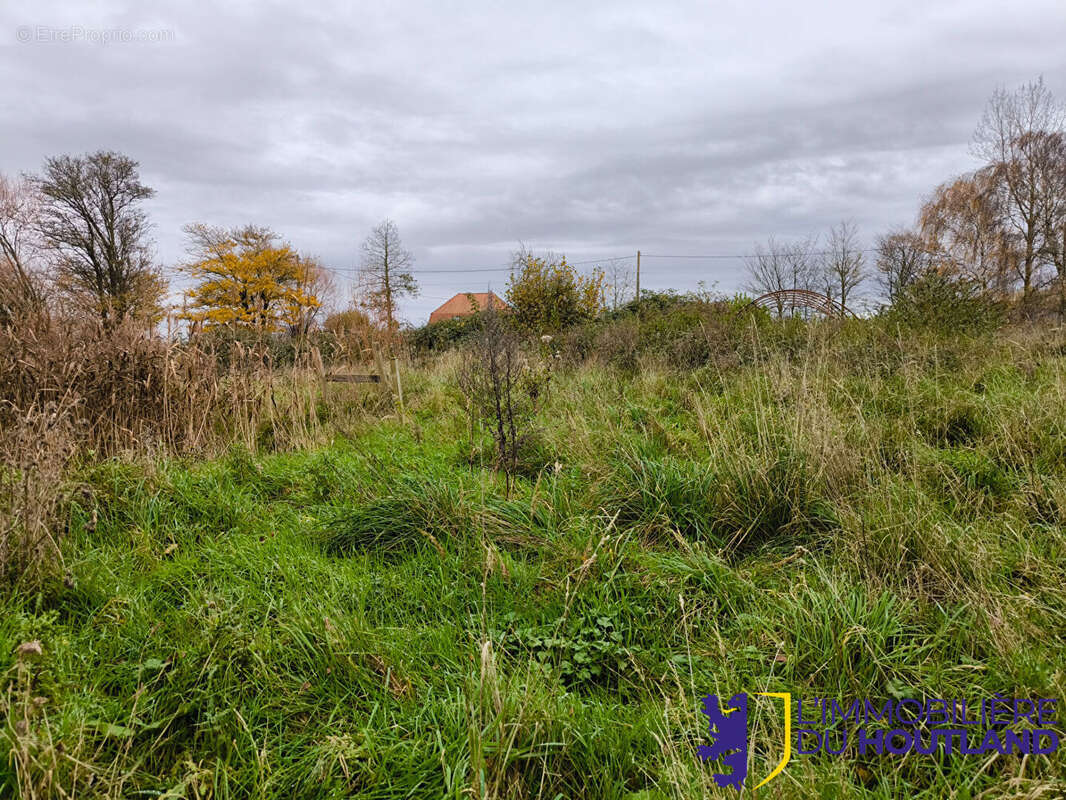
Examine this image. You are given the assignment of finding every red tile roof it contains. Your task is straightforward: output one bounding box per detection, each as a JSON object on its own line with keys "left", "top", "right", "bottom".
{"left": 428, "top": 292, "right": 508, "bottom": 324}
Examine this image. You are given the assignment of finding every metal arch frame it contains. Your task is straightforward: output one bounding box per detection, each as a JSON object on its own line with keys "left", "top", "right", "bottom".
{"left": 744, "top": 289, "right": 856, "bottom": 319}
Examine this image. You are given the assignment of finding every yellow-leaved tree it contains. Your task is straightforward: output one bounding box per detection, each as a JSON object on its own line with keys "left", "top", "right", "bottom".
{"left": 506, "top": 251, "right": 604, "bottom": 332}
{"left": 180, "top": 224, "right": 323, "bottom": 332}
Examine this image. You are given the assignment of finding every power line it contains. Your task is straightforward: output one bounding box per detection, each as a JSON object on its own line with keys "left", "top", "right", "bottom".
{"left": 322, "top": 245, "right": 899, "bottom": 282}
{"left": 324, "top": 249, "right": 890, "bottom": 276}
{"left": 318, "top": 264, "right": 507, "bottom": 276}
{"left": 642, "top": 253, "right": 750, "bottom": 259}
{"left": 642, "top": 247, "right": 886, "bottom": 259}
{"left": 319, "top": 253, "right": 636, "bottom": 277}
{"left": 569, "top": 255, "right": 635, "bottom": 265}
{"left": 400, "top": 266, "right": 512, "bottom": 274}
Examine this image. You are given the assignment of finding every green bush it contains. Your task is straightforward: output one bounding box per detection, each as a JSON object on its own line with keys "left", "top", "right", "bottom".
{"left": 408, "top": 313, "right": 485, "bottom": 352}
{"left": 505, "top": 254, "right": 604, "bottom": 332}
{"left": 883, "top": 272, "right": 1004, "bottom": 333}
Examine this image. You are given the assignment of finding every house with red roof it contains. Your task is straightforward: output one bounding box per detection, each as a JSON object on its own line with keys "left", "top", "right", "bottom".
{"left": 428, "top": 292, "right": 508, "bottom": 324}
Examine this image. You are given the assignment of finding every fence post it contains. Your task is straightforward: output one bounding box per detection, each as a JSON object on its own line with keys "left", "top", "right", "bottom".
{"left": 392, "top": 356, "right": 405, "bottom": 418}
{"left": 372, "top": 343, "right": 394, "bottom": 397}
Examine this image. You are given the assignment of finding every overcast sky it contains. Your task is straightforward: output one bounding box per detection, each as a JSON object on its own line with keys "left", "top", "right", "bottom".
{"left": 5, "top": 1, "right": 1066, "bottom": 323}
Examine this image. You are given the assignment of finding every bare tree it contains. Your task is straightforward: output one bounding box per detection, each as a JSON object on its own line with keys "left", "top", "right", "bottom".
{"left": 458, "top": 301, "right": 546, "bottom": 496}
{"left": 1036, "top": 134, "right": 1066, "bottom": 316}
{"left": 508, "top": 242, "right": 563, "bottom": 281}
{"left": 783, "top": 237, "right": 819, "bottom": 301}
{"left": 605, "top": 262, "right": 633, "bottom": 310}
{"left": 874, "top": 228, "right": 929, "bottom": 304}
{"left": 745, "top": 237, "right": 787, "bottom": 316}
{"left": 34, "top": 151, "right": 164, "bottom": 326}
{"left": 0, "top": 174, "right": 47, "bottom": 320}
{"left": 820, "top": 221, "right": 865, "bottom": 310}
{"left": 972, "top": 77, "right": 1066, "bottom": 310}
{"left": 291, "top": 255, "right": 335, "bottom": 336}
{"left": 744, "top": 235, "right": 817, "bottom": 317}
{"left": 356, "top": 219, "right": 418, "bottom": 335}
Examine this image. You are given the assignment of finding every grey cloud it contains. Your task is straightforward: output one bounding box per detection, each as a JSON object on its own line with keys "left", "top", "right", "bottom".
{"left": 3, "top": 0, "right": 1065, "bottom": 322}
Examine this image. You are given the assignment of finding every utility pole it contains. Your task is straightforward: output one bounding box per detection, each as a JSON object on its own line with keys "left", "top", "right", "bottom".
{"left": 631, "top": 250, "right": 639, "bottom": 309}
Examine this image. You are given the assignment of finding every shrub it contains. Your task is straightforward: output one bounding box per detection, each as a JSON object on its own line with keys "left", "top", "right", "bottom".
{"left": 459, "top": 305, "right": 549, "bottom": 493}
{"left": 883, "top": 272, "right": 1004, "bottom": 333}
{"left": 600, "top": 289, "right": 689, "bottom": 321}
{"left": 559, "top": 295, "right": 751, "bottom": 370}
{"left": 506, "top": 254, "right": 604, "bottom": 333}
{"left": 408, "top": 313, "right": 484, "bottom": 353}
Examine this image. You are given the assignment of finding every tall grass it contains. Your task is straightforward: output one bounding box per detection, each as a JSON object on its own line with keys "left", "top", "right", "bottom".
{"left": 1, "top": 313, "right": 1064, "bottom": 796}
{"left": 0, "top": 313, "right": 392, "bottom": 584}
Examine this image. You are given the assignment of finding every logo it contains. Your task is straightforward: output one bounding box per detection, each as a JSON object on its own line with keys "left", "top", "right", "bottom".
{"left": 699, "top": 692, "right": 1059, "bottom": 790}
{"left": 699, "top": 692, "right": 791, "bottom": 790}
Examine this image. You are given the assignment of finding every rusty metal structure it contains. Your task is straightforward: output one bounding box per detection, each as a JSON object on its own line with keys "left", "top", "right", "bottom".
{"left": 744, "top": 289, "right": 856, "bottom": 319}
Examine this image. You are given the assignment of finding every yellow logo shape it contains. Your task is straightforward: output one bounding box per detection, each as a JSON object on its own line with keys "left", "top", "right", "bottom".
{"left": 753, "top": 692, "right": 792, "bottom": 789}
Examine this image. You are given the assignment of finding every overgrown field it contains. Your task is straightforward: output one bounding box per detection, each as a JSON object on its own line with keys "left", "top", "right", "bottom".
{"left": 2, "top": 321, "right": 1065, "bottom": 798}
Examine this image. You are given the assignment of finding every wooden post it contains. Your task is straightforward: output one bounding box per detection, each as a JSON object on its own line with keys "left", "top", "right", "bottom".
{"left": 631, "top": 249, "right": 639, "bottom": 315}
{"left": 468, "top": 395, "right": 475, "bottom": 463}
{"left": 392, "top": 356, "right": 405, "bottom": 417}
{"left": 326, "top": 374, "right": 380, "bottom": 383}
{"left": 372, "top": 343, "right": 393, "bottom": 395}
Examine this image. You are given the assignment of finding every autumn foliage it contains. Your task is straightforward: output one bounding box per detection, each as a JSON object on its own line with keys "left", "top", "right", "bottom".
{"left": 180, "top": 224, "right": 323, "bottom": 332}
{"left": 505, "top": 253, "right": 604, "bottom": 332}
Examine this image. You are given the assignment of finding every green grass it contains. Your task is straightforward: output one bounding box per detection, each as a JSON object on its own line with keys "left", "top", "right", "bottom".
{"left": 2, "top": 322, "right": 1065, "bottom": 798}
